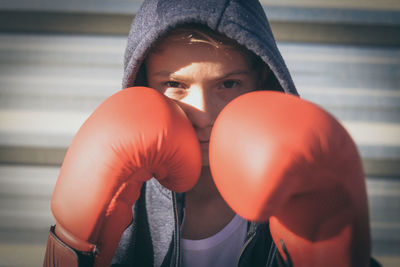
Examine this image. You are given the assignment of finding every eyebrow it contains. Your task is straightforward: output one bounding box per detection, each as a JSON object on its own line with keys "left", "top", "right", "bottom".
{"left": 216, "top": 70, "right": 252, "bottom": 81}
{"left": 153, "top": 71, "right": 176, "bottom": 77}
{"left": 153, "top": 70, "right": 252, "bottom": 81}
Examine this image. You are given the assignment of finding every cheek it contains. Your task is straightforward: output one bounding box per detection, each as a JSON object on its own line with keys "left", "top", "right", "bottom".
{"left": 211, "top": 94, "right": 235, "bottom": 120}
{"left": 215, "top": 88, "right": 251, "bottom": 112}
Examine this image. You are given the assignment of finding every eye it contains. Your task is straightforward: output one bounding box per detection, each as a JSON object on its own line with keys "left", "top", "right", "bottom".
{"left": 163, "top": 81, "right": 186, "bottom": 100}
{"left": 220, "top": 80, "right": 240, "bottom": 89}
{"left": 165, "top": 81, "right": 184, "bottom": 88}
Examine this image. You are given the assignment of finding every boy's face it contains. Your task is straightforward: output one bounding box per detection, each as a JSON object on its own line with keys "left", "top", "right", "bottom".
{"left": 146, "top": 40, "right": 260, "bottom": 166}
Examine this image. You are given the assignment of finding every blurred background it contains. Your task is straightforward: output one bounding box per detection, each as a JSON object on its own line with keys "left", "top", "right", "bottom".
{"left": 0, "top": 0, "right": 399, "bottom": 266}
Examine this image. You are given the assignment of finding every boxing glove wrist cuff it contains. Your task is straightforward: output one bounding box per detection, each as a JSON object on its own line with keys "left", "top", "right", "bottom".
{"left": 54, "top": 224, "right": 97, "bottom": 253}
{"left": 43, "top": 226, "right": 95, "bottom": 267}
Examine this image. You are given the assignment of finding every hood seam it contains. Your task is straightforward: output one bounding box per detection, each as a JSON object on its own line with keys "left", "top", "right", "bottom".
{"left": 215, "top": 0, "right": 232, "bottom": 30}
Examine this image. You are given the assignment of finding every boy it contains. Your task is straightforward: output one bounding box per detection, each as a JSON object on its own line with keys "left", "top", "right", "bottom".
{"left": 113, "top": 0, "right": 297, "bottom": 266}
{"left": 43, "top": 0, "right": 378, "bottom": 266}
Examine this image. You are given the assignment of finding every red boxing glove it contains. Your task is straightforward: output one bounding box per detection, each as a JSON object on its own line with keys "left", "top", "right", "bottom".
{"left": 43, "top": 87, "right": 201, "bottom": 267}
{"left": 209, "top": 91, "right": 370, "bottom": 267}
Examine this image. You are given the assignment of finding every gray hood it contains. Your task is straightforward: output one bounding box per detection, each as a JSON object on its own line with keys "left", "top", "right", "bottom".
{"left": 122, "top": 0, "right": 298, "bottom": 95}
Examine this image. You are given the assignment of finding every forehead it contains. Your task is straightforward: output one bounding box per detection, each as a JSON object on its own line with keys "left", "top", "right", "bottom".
{"left": 146, "top": 40, "right": 250, "bottom": 73}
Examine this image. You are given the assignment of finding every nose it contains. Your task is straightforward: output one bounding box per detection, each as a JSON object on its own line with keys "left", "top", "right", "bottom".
{"left": 177, "top": 86, "right": 214, "bottom": 139}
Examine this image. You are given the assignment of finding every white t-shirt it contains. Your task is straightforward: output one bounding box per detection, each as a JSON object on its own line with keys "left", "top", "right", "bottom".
{"left": 180, "top": 214, "right": 248, "bottom": 267}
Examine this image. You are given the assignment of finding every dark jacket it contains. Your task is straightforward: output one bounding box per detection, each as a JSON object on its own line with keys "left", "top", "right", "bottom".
{"left": 112, "top": 179, "right": 281, "bottom": 267}
{"left": 111, "top": 179, "right": 382, "bottom": 266}
{"left": 114, "top": 0, "right": 295, "bottom": 266}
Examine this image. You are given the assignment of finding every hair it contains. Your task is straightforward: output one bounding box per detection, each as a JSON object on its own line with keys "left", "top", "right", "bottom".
{"left": 135, "top": 23, "right": 272, "bottom": 88}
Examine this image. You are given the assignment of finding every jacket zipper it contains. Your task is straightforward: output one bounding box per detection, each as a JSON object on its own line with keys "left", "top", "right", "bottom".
{"left": 235, "top": 228, "right": 257, "bottom": 267}
{"left": 171, "top": 192, "right": 181, "bottom": 267}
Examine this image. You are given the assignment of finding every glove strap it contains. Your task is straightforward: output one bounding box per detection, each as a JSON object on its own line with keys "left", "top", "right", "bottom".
{"left": 43, "top": 226, "right": 95, "bottom": 267}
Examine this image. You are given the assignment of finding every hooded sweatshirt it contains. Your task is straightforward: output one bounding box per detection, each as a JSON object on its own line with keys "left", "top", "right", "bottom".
{"left": 122, "top": 0, "right": 298, "bottom": 95}
{"left": 112, "top": 0, "right": 298, "bottom": 266}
